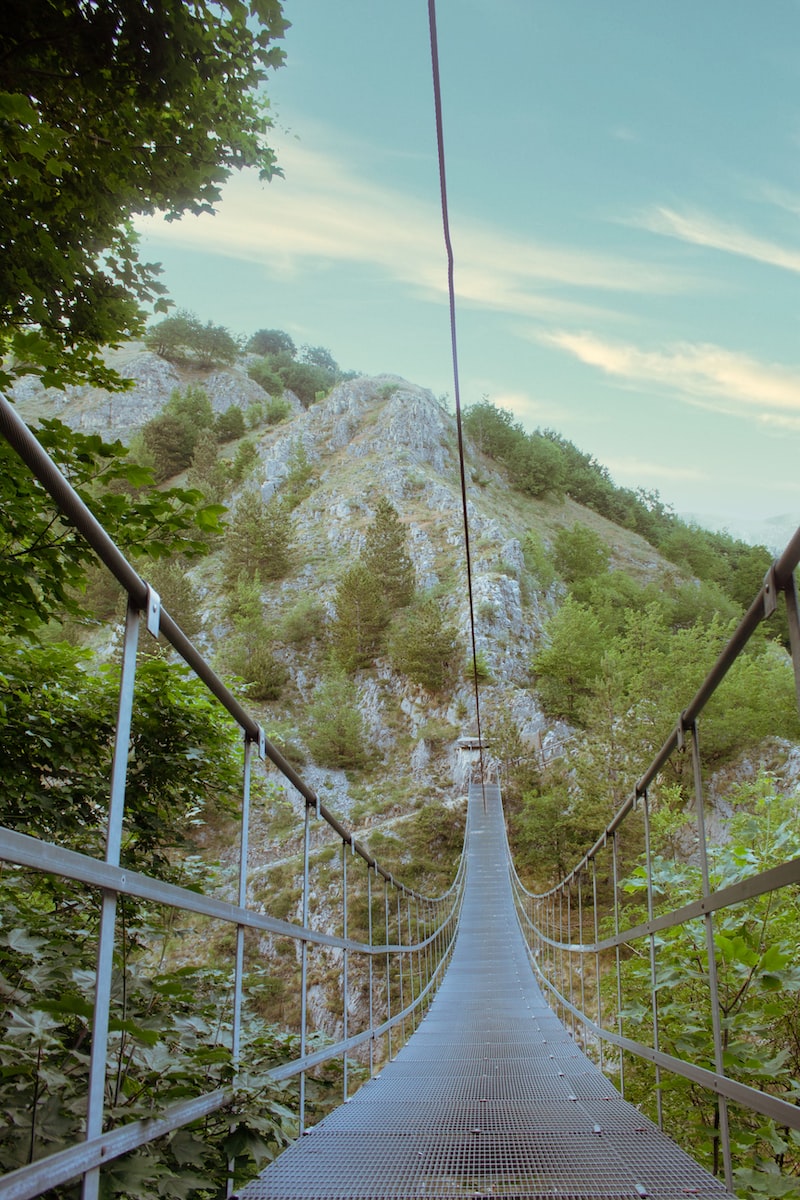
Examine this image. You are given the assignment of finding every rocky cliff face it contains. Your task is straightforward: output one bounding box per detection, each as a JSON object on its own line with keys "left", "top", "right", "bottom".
{"left": 10, "top": 344, "right": 270, "bottom": 440}
{"left": 14, "top": 353, "right": 570, "bottom": 827}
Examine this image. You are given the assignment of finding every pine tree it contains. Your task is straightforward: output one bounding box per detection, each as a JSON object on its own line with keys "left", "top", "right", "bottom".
{"left": 389, "top": 597, "right": 459, "bottom": 694}
{"left": 306, "top": 671, "right": 368, "bottom": 769}
{"left": 330, "top": 563, "right": 389, "bottom": 672}
{"left": 363, "top": 498, "right": 415, "bottom": 608}
{"left": 222, "top": 489, "right": 292, "bottom": 587}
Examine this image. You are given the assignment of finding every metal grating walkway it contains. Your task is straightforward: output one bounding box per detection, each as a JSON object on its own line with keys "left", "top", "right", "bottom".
{"left": 239, "top": 783, "right": 734, "bottom": 1199}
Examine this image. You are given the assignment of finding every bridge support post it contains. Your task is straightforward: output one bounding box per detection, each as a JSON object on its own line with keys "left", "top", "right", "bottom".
{"left": 384, "top": 879, "right": 392, "bottom": 1060}
{"left": 82, "top": 598, "right": 141, "bottom": 1200}
{"left": 612, "top": 831, "right": 625, "bottom": 1100}
{"left": 341, "top": 840, "right": 349, "bottom": 1103}
{"left": 298, "top": 801, "right": 311, "bottom": 1134}
{"left": 689, "top": 720, "right": 734, "bottom": 1193}
{"left": 367, "top": 867, "right": 375, "bottom": 1077}
{"left": 641, "top": 790, "right": 664, "bottom": 1131}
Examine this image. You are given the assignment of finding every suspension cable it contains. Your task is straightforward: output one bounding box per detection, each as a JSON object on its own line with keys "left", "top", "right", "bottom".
{"left": 427, "top": 0, "right": 487, "bottom": 809}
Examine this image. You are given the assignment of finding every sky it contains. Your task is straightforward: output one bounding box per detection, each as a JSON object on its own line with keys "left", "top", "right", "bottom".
{"left": 137, "top": 0, "right": 800, "bottom": 536}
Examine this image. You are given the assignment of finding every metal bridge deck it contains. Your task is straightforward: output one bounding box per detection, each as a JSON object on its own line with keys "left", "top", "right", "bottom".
{"left": 239, "top": 784, "right": 733, "bottom": 1199}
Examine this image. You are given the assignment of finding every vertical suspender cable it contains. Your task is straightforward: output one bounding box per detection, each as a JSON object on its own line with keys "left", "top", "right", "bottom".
{"left": 427, "top": 0, "right": 487, "bottom": 808}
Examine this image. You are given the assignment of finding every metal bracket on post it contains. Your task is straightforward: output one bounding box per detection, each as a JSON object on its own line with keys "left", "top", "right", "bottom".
{"left": 783, "top": 570, "right": 800, "bottom": 714}
{"left": 676, "top": 715, "right": 686, "bottom": 753}
{"left": 145, "top": 584, "right": 161, "bottom": 638}
{"left": 257, "top": 725, "right": 266, "bottom": 760}
{"left": 763, "top": 563, "right": 778, "bottom": 619}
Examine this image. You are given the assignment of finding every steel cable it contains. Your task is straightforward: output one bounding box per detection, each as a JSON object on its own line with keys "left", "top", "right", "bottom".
{"left": 427, "top": 0, "right": 487, "bottom": 808}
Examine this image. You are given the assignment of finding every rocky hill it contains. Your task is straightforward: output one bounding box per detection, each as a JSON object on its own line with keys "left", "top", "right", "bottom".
{"left": 13, "top": 346, "right": 670, "bottom": 829}
{"left": 13, "top": 345, "right": 799, "bottom": 1046}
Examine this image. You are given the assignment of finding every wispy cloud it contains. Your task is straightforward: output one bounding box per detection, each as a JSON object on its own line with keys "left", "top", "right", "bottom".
{"left": 638, "top": 206, "right": 800, "bottom": 274}
{"left": 137, "top": 140, "right": 688, "bottom": 325}
{"left": 540, "top": 330, "right": 800, "bottom": 427}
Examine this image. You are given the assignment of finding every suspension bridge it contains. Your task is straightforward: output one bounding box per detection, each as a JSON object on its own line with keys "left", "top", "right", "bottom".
{"left": 2, "top": 376, "right": 800, "bottom": 1200}
{"left": 240, "top": 782, "right": 733, "bottom": 1199}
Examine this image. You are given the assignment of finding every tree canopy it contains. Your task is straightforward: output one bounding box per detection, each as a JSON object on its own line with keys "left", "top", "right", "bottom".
{"left": 0, "top": 0, "right": 287, "bottom": 391}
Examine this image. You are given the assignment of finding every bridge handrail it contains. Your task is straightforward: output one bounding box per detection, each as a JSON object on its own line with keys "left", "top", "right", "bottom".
{"left": 504, "top": 526, "right": 800, "bottom": 1194}
{"left": 0, "top": 392, "right": 469, "bottom": 1200}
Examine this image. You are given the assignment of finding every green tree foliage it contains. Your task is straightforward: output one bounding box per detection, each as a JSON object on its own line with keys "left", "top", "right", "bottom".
{"left": 263, "top": 396, "right": 293, "bottom": 425}
{"left": 187, "top": 429, "right": 229, "bottom": 504}
{"left": 166, "top": 384, "right": 215, "bottom": 431}
{"left": 330, "top": 564, "right": 389, "bottom": 672}
{"left": 279, "top": 596, "right": 326, "bottom": 647}
{"left": 0, "top": 3, "right": 287, "bottom": 391}
{"left": 552, "top": 522, "right": 611, "bottom": 586}
{"left": 142, "top": 385, "right": 215, "bottom": 481}
{"left": 306, "top": 671, "right": 368, "bottom": 769}
{"left": 463, "top": 400, "right": 566, "bottom": 499}
{"left": 229, "top": 438, "right": 260, "bottom": 487}
{"left": 144, "top": 311, "right": 240, "bottom": 367}
{"left": 222, "top": 490, "right": 292, "bottom": 588}
{"left": 531, "top": 596, "right": 604, "bottom": 723}
{"left": 0, "top": 420, "right": 224, "bottom": 636}
{"left": 220, "top": 577, "right": 288, "bottom": 701}
{"left": 362, "top": 498, "right": 416, "bottom": 608}
{"left": 143, "top": 413, "right": 197, "bottom": 482}
{"left": 300, "top": 344, "right": 338, "bottom": 373}
{"left": 0, "top": 640, "right": 239, "bottom": 869}
{"left": 247, "top": 357, "right": 286, "bottom": 396}
{"left": 278, "top": 359, "right": 336, "bottom": 408}
{"left": 521, "top": 530, "right": 556, "bottom": 591}
{"left": 281, "top": 441, "right": 317, "bottom": 510}
{"left": 246, "top": 342, "right": 339, "bottom": 408}
{"left": 145, "top": 558, "right": 204, "bottom": 639}
{"left": 215, "top": 405, "right": 246, "bottom": 443}
{"left": 248, "top": 329, "right": 296, "bottom": 358}
{"left": 521, "top": 585, "right": 800, "bottom": 885}
{"left": 389, "top": 596, "right": 460, "bottom": 695}
{"left": 506, "top": 434, "right": 567, "bottom": 498}
{"left": 615, "top": 776, "right": 800, "bottom": 1194}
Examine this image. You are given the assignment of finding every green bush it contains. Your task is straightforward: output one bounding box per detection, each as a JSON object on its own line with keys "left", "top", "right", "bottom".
{"left": 389, "top": 596, "right": 459, "bottom": 694}
{"left": 279, "top": 596, "right": 326, "bottom": 646}
{"left": 264, "top": 395, "right": 292, "bottom": 425}
{"left": 306, "top": 671, "right": 369, "bottom": 769}
{"left": 215, "top": 404, "right": 246, "bottom": 442}
{"left": 222, "top": 490, "right": 292, "bottom": 587}
{"left": 248, "top": 356, "right": 285, "bottom": 396}
{"left": 145, "top": 311, "right": 238, "bottom": 367}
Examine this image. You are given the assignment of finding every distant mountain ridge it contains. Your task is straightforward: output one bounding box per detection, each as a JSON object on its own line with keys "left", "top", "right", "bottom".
{"left": 679, "top": 511, "right": 798, "bottom": 554}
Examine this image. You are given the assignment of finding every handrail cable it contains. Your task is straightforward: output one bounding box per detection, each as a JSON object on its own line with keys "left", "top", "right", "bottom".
{"left": 428, "top": 0, "right": 487, "bottom": 808}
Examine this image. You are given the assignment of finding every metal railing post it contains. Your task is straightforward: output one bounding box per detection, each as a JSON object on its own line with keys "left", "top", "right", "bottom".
{"left": 567, "top": 880, "right": 575, "bottom": 1036}
{"left": 226, "top": 732, "right": 255, "bottom": 1196}
{"left": 82, "top": 596, "right": 141, "bottom": 1200}
{"left": 612, "top": 831, "right": 625, "bottom": 1099}
{"left": 298, "top": 801, "right": 311, "bottom": 1134}
{"left": 367, "top": 866, "right": 375, "bottom": 1077}
{"left": 641, "top": 790, "right": 663, "bottom": 1129}
{"left": 690, "top": 720, "right": 733, "bottom": 1191}
{"left": 384, "top": 878, "right": 393, "bottom": 1060}
{"left": 577, "top": 871, "right": 586, "bottom": 1046}
{"left": 407, "top": 897, "right": 412, "bottom": 1027}
{"left": 592, "top": 855, "right": 603, "bottom": 1074}
{"left": 341, "top": 839, "right": 349, "bottom": 1103}
{"left": 397, "top": 889, "right": 406, "bottom": 1042}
